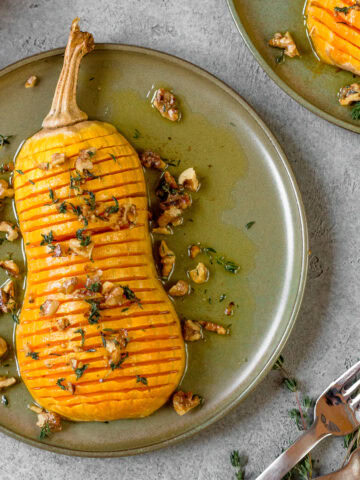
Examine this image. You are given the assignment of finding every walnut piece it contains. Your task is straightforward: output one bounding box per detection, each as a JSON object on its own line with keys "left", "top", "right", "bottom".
{"left": 69, "top": 238, "right": 93, "bottom": 259}
{"left": 110, "top": 204, "right": 137, "bottom": 230}
{"left": 183, "top": 319, "right": 203, "bottom": 342}
{"left": 40, "top": 299, "right": 60, "bottom": 316}
{"left": 339, "top": 83, "right": 360, "bottom": 106}
{"left": 198, "top": 321, "right": 228, "bottom": 335}
{"left": 0, "top": 260, "right": 19, "bottom": 277}
{"left": 104, "top": 329, "right": 128, "bottom": 366}
{"left": 75, "top": 148, "right": 96, "bottom": 174}
{"left": 169, "top": 280, "right": 189, "bottom": 297}
{"left": 140, "top": 151, "right": 166, "bottom": 170}
{"left": 153, "top": 88, "right": 179, "bottom": 122}
{"left": 172, "top": 391, "right": 201, "bottom": 416}
{"left": 57, "top": 318, "right": 70, "bottom": 331}
{"left": 0, "top": 222, "right": 18, "bottom": 241}
{"left": 0, "top": 179, "right": 14, "bottom": 199}
{"left": 152, "top": 226, "right": 173, "bottom": 235}
{"left": 0, "top": 281, "right": 16, "bottom": 313}
{"left": 60, "top": 277, "right": 79, "bottom": 294}
{"left": 159, "top": 240, "right": 176, "bottom": 278}
{"left": 189, "top": 245, "right": 201, "bottom": 259}
{"left": 25, "top": 75, "right": 38, "bottom": 88}
{"left": 157, "top": 206, "right": 183, "bottom": 227}
{"left": 178, "top": 168, "right": 200, "bottom": 192}
{"left": 269, "top": 32, "right": 299, "bottom": 58}
{"left": 0, "top": 376, "right": 16, "bottom": 389}
{"left": 36, "top": 410, "right": 62, "bottom": 433}
{"left": 0, "top": 337, "right": 8, "bottom": 358}
{"left": 189, "top": 262, "right": 209, "bottom": 284}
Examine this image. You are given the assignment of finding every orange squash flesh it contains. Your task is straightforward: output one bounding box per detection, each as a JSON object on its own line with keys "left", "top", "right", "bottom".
{"left": 306, "top": 0, "right": 360, "bottom": 74}
{"left": 14, "top": 20, "right": 185, "bottom": 422}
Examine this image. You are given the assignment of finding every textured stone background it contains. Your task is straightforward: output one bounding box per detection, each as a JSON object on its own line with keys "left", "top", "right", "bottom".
{"left": 0, "top": 0, "right": 359, "bottom": 478}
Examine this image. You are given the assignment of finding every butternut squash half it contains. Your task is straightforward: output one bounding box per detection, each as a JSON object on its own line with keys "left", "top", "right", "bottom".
{"left": 306, "top": 0, "right": 360, "bottom": 75}
{"left": 14, "top": 19, "right": 185, "bottom": 422}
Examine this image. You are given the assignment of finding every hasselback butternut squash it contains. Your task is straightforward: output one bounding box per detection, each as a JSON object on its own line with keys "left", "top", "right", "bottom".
{"left": 14, "top": 19, "right": 185, "bottom": 422}
{"left": 306, "top": 0, "right": 360, "bottom": 75}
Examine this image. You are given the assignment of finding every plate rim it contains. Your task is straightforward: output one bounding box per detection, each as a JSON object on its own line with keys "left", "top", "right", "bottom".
{"left": 226, "top": 0, "right": 360, "bottom": 134}
{"left": 0, "top": 43, "right": 309, "bottom": 457}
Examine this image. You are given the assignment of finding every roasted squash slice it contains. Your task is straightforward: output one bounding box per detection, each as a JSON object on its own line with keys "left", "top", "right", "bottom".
{"left": 14, "top": 19, "right": 185, "bottom": 422}
{"left": 306, "top": 0, "right": 360, "bottom": 75}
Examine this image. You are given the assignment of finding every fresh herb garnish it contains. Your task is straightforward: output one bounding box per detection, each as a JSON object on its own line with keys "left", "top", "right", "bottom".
{"left": 351, "top": 102, "right": 360, "bottom": 120}
{"left": 110, "top": 352, "right": 128, "bottom": 370}
{"left": 75, "top": 364, "right": 88, "bottom": 380}
{"left": 47, "top": 188, "right": 58, "bottom": 204}
{"left": 219, "top": 294, "right": 226, "bottom": 302}
{"left": 136, "top": 375, "right": 148, "bottom": 385}
{"left": 85, "top": 299, "right": 101, "bottom": 324}
{"left": 16, "top": 169, "right": 24, "bottom": 175}
{"left": 1, "top": 395, "right": 8, "bottom": 407}
{"left": 133, "top": 128, "right": 141, "bottom": 139}
{"left": 275, "top": 50, "right": 285, "bottom": 65}
{"left": 110, "top": 153, "right": 118, "bottom": 164}
{"left": 40, "top": 230, "right": 54, "bottom": 246}
{"left": 245, "top": 221, "right": 255, "bottom": 230}
{"left": 74, "top": 328, "right": 85, "bottom": 346}
{"left": 230, "top": 450, "right": 247, "bottom": 479}
{"left": 11, "top": 313, "right": 19, "bottom": 324}
{"left": 0, "top": 135, "right": 11, "bottom": 149}
{"left": 26, "top": 351, "right": 39, "bottom": 360}
{"left": 76, "top": 228, "right": 91, "bottom": 247}
{"left": 58, "top": 201, "right": 68, "bottom": 214}
{"left": 84, "top": 191, "right": 96, "bottom": 210}
{"left": 105, "top": 196, "right": 119, "bottom": 214}
{"left": 70, "top": 172, "right": 82, "bottom": 192}
{"left": 121, "top": 285, "right": 142, "bottom": 306}
{"left": 56, "top": 378, "right": 66, "bottom": 390}
{"left": 334, "top": 6, "right": 352, "bottom": 14}
{"left": 28, "top": 179, "right": 35, "bottom": 185}
{"left": 201, "top": 246, "right": 240, "bottom": 274}
{"left": 39, "top": 422, "right": 51, "bottom": 440}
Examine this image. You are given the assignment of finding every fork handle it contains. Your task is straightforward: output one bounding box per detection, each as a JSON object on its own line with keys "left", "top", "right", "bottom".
{"left": 256, "top": 420, "right": 329, "bottom": 480}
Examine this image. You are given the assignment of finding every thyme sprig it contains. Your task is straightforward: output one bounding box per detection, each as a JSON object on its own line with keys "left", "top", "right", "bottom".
{"left": 201, "top": 246, "right": 240, "bottom": 274}
{"left": 0, "top": 135, "right": 11, "bottom": 149}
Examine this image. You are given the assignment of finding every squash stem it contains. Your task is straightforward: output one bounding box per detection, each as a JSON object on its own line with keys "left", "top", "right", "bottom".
{"left": 42, "top": 18, "right": 94, "bottom": 129}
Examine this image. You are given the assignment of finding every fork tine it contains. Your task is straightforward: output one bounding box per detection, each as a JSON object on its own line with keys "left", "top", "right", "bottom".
{"left": 350, "top": 392, "right": 360, "bottom": 409}
{"left": 332, "top": 360, "right": 360, "bottom": 389}
{"left": 344, "top": 378, "right": 360, "bottom": 399}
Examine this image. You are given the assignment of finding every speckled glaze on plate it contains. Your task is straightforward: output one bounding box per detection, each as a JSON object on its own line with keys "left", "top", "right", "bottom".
{"left": 227, "top": 0, "right": 360, "bottom": 133}
{"left": 0, "top": 44, "right": 307, "bottom": 457}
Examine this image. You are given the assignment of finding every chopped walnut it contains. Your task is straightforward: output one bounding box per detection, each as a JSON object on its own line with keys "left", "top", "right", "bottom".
{"left": 189, "top": 245, "right": 201, "bottom": 259}
{"left": 60, "top": 277, "right": 79, "bottom": 294}
{"left": 37, "top": 153, "right": 66, "bottom": 171}
{"left": 178, "top": 168, "right": 200, "bottom": 192}
{"left": 57, "top": 317, "right": 70, "bottom": 331}
{"left": 169, "top": 280, "right": 189, "bottom": 297}
{"left": 339, "top": 83, "right": 360, "bottom": 106}
{"left": 153, "top": 88, "right": 179, "bottom": 122}
{"left": 0, "top": 179, "right": 14, "bottom": 199}
{"left": 0, "top": 376, "right": 16, "bottom": 389}
{"left": 0, "top": 260, "right": 19, "bottom": 277}
{"left": 104, "top": 329, "right": 128, "bottom": 366}
{"left": 0, "top": 281, "right": 16, "bottom": 313}
{"left": 269, "top": 32, "right": 299, "bottom": 58}
{"left": 48, "top": 243, "right": 62, "bottom": 257}
{"left": 157, "top": 206, "right": 183, "bottom": 227}
{"left": 75, "top": 148, "right": 96, "bottom": 174}
{"left": 0, "top": 222, "right": 18, "bottom": 241}
{"left": 0, "top": 337, "right": 8, "bottom": 358}
{"left": 225, "top": 301, "right": 235, "bottom": 316}
{"left": 36, "top": 410, "right": 62, "bottom": 432}
{"left": 69, "top": 238, "right": 93, "bottom": 259}
{"left": 160, "top": 192, "right": 191, "bottom": 211}
{"left": 183, "top": 319, "right": 203, "bottom": 342}
{"left": 172, "top": 391, "right": 201, "bottom": 416}
{"left": 152, "top": 226, "right": 173, "bottom": 235}
{"left": 40, "top": 299, "right": 60, "bottom": 316}
{"left": 110, "top": 204, "right": 137, "bottom": 230}
{"left": 65, "top": 382, "right": 75, "bottom": 395}
{"left": 25, "top": 75, "right": 38, "bottom": 88}
{"left": 140, "top": 151, "right": 166, "bottom": 170}
{"left": 102, "top": 282, "right": 125, "bottom": 307}
{"left": 198, "top": 321, "right": 228, "bottom": 335}
{"left": 189, "top": 262, "right": 209, "bottom": 284}
{"left": 159, "top": 240, "right": 176, "bottom": 278}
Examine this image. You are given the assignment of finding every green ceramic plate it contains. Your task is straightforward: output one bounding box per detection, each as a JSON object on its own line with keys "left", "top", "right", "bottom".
{"left": 227, "top": 0, "right": 360, "bottom": 133}
{"left": 0, "top": 44, "right": 307, "bottom": 456}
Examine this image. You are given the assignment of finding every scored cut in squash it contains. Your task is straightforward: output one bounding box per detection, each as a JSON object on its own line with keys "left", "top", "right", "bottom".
{"left": 14, "top": 19, "right": 185, "bottom": 422}
{"left": 306, "top": 0, "right": 360, "bottom": 74}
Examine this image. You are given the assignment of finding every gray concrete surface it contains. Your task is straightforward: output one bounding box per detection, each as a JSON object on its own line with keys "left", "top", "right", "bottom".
{"left": 0, "top": 0, "right": 359, "bottom": 478}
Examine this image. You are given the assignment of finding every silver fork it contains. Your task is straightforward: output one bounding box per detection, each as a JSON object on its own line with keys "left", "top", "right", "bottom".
{"left": 256, "top": 360, "right": 360, "bottom": 480}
